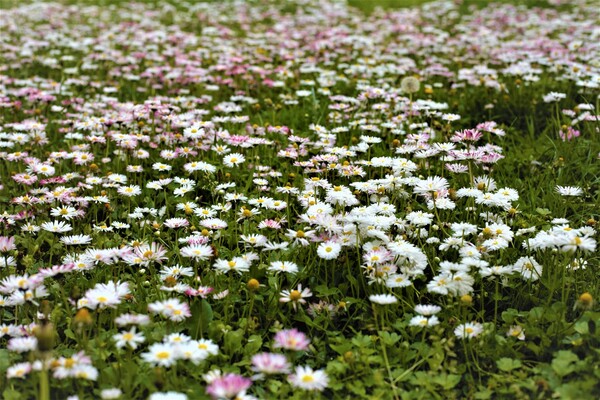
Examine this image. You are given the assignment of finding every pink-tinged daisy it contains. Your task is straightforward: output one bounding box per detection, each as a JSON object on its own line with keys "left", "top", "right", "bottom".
{"left": 6, "top": 362, "right": 33, "bottom": 379}
{"left": 273, "top": 329, "right": 310, "bottom": 351}
{"left": 163, "top": 218, "right": 189, "bottom": 229}
{"left": 0, "top": 236, "right": 16, "bottom": 252}
{"left": 7, "top": 337, "right": 38, "bottom": 353}
{"left": 251, "top": 352, "right": 291, "bottom": 376}
{"left": 205, "top": 373, "right": 252, "bottom": 400}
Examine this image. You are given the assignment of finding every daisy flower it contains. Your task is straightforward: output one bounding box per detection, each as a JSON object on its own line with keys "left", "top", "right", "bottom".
{"left": 6, "top": 362, "right": 33, "bottom": 379}
{"left": 279, "top": 284, "right": 312, "bottom": 311}
{"left": 513, "top": 256, "right": 542, "bottom": 281}
{"left": 251, "top": 353, "right": 291, "bottom": 376}
{"left": 149, "top": 298, "right": 192, "bottom": 322}
{"left": 454, "top": 322, "right": 484, "bottom": 339}
{"left": 288, "top": 366, "right": 329, "bottom": 391}
{"left": 117, "top": 185, "right": 142, "bottom": 197}
{"left": 40, "top": 221, "right": 73, "bottom": 233}
{"left": 141, "top": 343, "right": 178, "bottom": 367}
{"left": 414, "top": 304, "right": 442, "bottom": 316}
{"left": 114, "top": 313, "right": 150, "bottom": 327}
{"left": 0, "top": 236, "right": 16, "bottom": 252}
{"left": 60, "top": 235, "right": 92, "bottom": 246}
{"left": 409, "top": 315, "right": 440, "bottom": 328}
{"left": 50, "top": 206, "right": 79, "bottom": 220}
{"left": 195, "top": 338, "right": 219, "bottom": 357}
{"left": 205, "top": 373, "right": 252, "bottom": 400}
{"left": 7, "top": 337, "right": 38, "bottom": 353}
{"left": 273, "top": 329, "right": 310, "bottom": 351}
{"left": 507, "top": 325, "right": 525, "bottom": 340}
{"left": 555, "top": 185, "right": 583, "bottom": 197}
{"left": 268, "top": 261, "right": 299, "bottom": 274}
{"left": 222, "top": 153, "right": 246, "bottom": 168}
{"left": 113, "top": 327, "right": 145, "bottom": 349}
{"left": 369, "top": 294, "right": 398, "bottom": 305}
{"left": 180, "top": 244, "right": 214, "bottom": 260}
{"left": 100, "top": 388, "right": 122, "bottom": 399}
{"left": 149, "top": 392, "right": 187, "bottom": 400}
{"left": 213, "top": 257, "right": 251, "bottom": 275}
{"left": 316, "top": 241, "right": 341, "bottom": 260}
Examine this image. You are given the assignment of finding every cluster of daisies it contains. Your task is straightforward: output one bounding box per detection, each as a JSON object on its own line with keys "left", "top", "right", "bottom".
{"left": 0, "top": 0, "right": 598, "bottom": 398}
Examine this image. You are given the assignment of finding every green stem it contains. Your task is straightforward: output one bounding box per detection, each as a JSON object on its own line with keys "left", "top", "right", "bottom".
{"left": 39, "top": 363, "right": 50, "bottom": 400}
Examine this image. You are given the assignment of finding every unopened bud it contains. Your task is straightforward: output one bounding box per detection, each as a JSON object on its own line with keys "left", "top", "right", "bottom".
{"left": 74, "top": 308, "right": 93, "bottom": 326}
{"left": 460, "top": 294, "right": 473, "bottom": 306}
{"left": 576, "top": 292, "right": 594, "bottom": 310}
{"left": 35, "top": 323, "right": 56, "bottom": 352}
{"left": 247, "top": 278, "right": 260, "bottom": 292}
{"left": 163, "top": 276, "right": 177, "bottom": 288}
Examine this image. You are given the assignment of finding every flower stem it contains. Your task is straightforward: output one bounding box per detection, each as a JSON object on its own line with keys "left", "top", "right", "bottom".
{"left": 39, "top": 363, "right": 50, "bottom": 400}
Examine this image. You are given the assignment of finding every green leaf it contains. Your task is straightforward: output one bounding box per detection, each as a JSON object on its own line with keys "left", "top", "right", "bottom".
{"left": 0, "top": 350, "right": 11, "bottom": 373}
{"left": 330, "top": 342, "right": 352, "bottom": 355}
{"left": 574, "top": 320, "right": 589, "bottom": 335}
{"left": 243, "top": 334, "right": 263, "bottom": 356}
{"left": 379, "top": 331, "right": 401, "bottom": 346}
{"left": 432, "top": 373, "right": 462, "bottom": 389}
{"left": 351, "top": 334, "right": 372, "bottom": 348}
{"left": 496, "top": 357, "right": 522, "bottom": 372}
{"left": 314, "top": 285, "right": 340, "bottom": 296}
{"left": 201, "top": 300, "right": 214, "bottom": 327}
{"left": 64, "top": 329, "right": 76, "bottom": 340}
{"left": 551, "top": 350, "right": 579, "bottom": 377}
{"left": 224, "top": 329, "right": 244, "bottom": 356}
{"left": 2, "top": 388, "right": 22, "bottom": 400}
{"left": 535, "top": 208, "right": 551, "bottom": 216}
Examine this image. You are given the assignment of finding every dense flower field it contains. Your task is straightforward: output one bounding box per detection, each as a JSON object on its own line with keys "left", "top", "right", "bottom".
{"left": 0, "top": 0, "right": 599, "bottom": 398}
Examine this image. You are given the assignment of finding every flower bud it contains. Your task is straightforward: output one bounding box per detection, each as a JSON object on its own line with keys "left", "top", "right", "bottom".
{"left": 460, "top": 294, "right": 473, "bottom": 306}
{"left": 35, "top": 323, "right": 56, "bottom": 352}
{"left": 247, "top": 278, "right": 260, "bottom": 292}
{"left": 576, "top": 292, "right": 594, "bottom": 310}
{"left": 74, "top": 308, "right": 93, "bottom": 326}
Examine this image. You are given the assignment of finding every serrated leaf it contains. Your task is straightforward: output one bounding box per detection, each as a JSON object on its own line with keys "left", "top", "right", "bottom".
{"left": 432, "top": 373, "right": 461, "bottom": 389}
{"left": 496, "top": 357, "right": 522, "bottom": 372}
{"left": 551, "top": 350, "right": 579, "bottom": 377}
{"left": 536, "top": 208, "right": 551, "bottom": 216}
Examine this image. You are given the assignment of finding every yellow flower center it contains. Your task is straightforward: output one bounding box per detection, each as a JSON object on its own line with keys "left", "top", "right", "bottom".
{"left": 290, "top": 290, "right": 302, "bottom": 301}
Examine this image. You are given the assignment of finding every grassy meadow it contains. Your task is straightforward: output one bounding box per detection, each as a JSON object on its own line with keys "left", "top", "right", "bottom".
{"left": 0, "top": 0, "right": 599, "bottom": 399}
